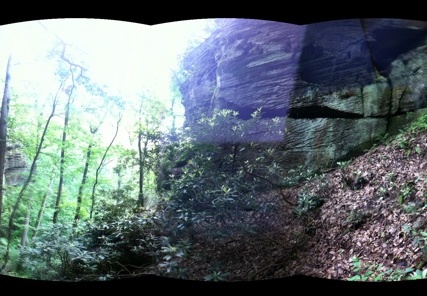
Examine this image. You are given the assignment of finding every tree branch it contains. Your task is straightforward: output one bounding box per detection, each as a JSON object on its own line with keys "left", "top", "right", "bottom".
{"left": 240, "top": 161, "right": 296, "bottom": 206}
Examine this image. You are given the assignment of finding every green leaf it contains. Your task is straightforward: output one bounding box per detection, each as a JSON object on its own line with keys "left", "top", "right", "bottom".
{"left": 373, "top": 273, "right": 385, "bottom": 281}
{"left": 348, "top": 275, "right": 361, "bottom": 281}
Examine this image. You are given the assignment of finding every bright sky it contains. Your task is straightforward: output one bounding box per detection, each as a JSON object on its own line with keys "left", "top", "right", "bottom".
{"left": 0, "top": 17, "right": 216, "bottom": 151}
{"left": 0, "top": 17, "right": 213, "bottom": 103}
{"left": 0, "top": 18, "right": 214, "bottom": 148}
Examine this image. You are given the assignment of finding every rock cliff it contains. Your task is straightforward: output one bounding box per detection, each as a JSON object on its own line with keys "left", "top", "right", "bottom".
{"left": 179, "top": 18, "right": 427, "bottom": 171}
{"left": 4, "top": 143, "right": 28, "bottom": 186}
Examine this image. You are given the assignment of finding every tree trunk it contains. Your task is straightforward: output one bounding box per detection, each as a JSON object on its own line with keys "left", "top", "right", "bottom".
{"left": 89, "top": 115, "right": 121, "bottom": 219}
{"left": 137, "top": 132, "right": 149, "bottom": 208}
{"left": 20, "top": 210, "right": 30, "bottom": 248}
{"left": 32, "top": 173, "right": 55, "bottom": 240}
{"left": 1, "top": 93, "right": 59, "bottom": 271}
{"left": 73, "top": 141, "right": 92, "bottom": 228}
{"left": 16, "top": 208, "right": 30, "bottom": 272}
{"left": 231, "top": 143, "right": 239, "bottom": 174}
{"left": 53, "top": 78, "right": 74, "bottom": 224}
{"left": 137, "top": 132, "right": 143, "bottom": 208}
{"left": 52, "top": 41, "right": 84, "bottom": 224}
{"left": 0, "top": 55, "right": 12, "bottom": 232}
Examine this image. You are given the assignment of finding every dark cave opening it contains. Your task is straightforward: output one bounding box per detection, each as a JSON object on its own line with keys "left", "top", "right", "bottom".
{"left": 288, "top": 106, "right": 363, "bottom": 119}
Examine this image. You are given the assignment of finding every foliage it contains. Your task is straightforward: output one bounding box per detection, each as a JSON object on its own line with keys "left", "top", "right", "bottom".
{"left": 294, "top": 191, "right": 324, "bottom": 218}
{"left": 347, "top": 256, "right": 415, "bottom": 282}
{"left": 0, "top": 243, "right": 20, "bottom": 276}
{"left": 391, "top": 110, "right": 427, "bottom": 153}
{"left": 347, "top": 256, "right": 427, "bottom": 282}
{"left": 406, "top": 111, "right": 427, "bottom": 133}
{"left": 19, "top": 223, "right": 92, "bottom": 280}
{"left": 154, "top": 108, "right": 292, "bottom": 251}
{"left": 157, "top": 237, "right": 191, "bottom": 279}
{"left": 0, "top": 22, "right": 227, "bottom": 280}
{"left": 407, "top": 268, "right": 427, "bottom": 280}
{"left": 336, "top": 159, "right": 352, "bottom": 169}
{"left": 280, "top": 166, "right": 323, "bottom": 188}
{"left": 344, "top": 210, "right": 370, "bottom": 229}
{"left": 94, "top": 186, "right": 136, "bottom": 221}
{"left": 398, "top": 182, "right": 416, "bottom": 205}
{"left": 17, "top": 192, "right": 164, "bottom": 281}
{"left": 160, "top": 145, "right": 261, "bottom": 239}
{"left": 204, "top": 270, "right": 230, "bottom": 281}
{"left": 72, "top": 212, "right": 162, "bottom": 279}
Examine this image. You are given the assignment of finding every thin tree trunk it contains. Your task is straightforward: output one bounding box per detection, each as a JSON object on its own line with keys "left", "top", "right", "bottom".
{"left": 0, "top": 55, "right": 12, "bottom": 231}
{"left": 32, "top": 173, "right": 55, "bottom": 240}
{"left": 16, "top": 208, "right": 31, "bottom": 272}
{"left": 116, "top": 169, "right": 122, "bottom": 190}
{"left": 53, "top": 74, "right": 74, "bottom": 224}
{"left": 231, "top": 143, "right": 239, "bottom": 174}
{"left": 52, "top": 40, "right": 86, "bottom": 224}
{"left": 137, "top": 132, "right": 149, "bottom": 208}
{"left": 137, "top": 132, "right": 143, "bottom": 207}
{"left": 1, "top": 93, "right": 59, "bottom": 271}
{"left": 89, "top": 115, "right": 121, "bottom": 219}
{"left": 20, "top": 210, "right": 30, "bottom": 248}
{"left": 73, "top": 141, "right": 92, "bottom": 229}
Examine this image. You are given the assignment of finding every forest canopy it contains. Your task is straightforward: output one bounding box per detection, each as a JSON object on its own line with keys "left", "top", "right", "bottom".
{"left": 0, "top": 18, "right": 222, "bottom": 280}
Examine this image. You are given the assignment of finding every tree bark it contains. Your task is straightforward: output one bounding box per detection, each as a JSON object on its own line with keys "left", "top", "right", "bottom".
{"left": 73, "top": 141, "right": 92, "bottom": 228}
{"left": 52, "top": 40, "right": 86, "bottom": 224}
{"left": 32, "top": 172, "right": 55, "bottom": 240}
{"left": 53, "top": 71, "right": 74, "bottom": 224}
{"left": 0, "top": 55, "right": 12, "bottom": 232}
{"left": 20, "top": 211, "right": 30, "bottom": 248}
{"left": 89, "top": 115, "right": 121, "bottom": 219}
{"left": 137, "top": 132, "right": 149, "bottom": 208}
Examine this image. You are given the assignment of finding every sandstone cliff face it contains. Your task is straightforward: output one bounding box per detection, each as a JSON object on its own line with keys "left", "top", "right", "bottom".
{"left": 179, "top": 18, "right": 427, "bottom": 171}
{"left": 4, "top": 143, "right": 28, "bottom": 186}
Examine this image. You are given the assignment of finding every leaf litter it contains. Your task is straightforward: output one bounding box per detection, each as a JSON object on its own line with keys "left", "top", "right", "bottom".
{"left": 144, "top": 126, "right": 427, "bottom": 283}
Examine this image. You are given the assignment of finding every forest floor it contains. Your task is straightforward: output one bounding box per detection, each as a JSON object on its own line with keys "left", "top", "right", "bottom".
{"left": 146, "top": 124, "right": 427, "bottom": 284}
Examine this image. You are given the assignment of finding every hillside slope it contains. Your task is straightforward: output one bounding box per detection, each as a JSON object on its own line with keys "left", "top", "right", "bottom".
{"left": 288, "top": 127, "right": 427, "bottom": 281}
{"left": 161, "top": 112, "right": 427, "bottom": 283}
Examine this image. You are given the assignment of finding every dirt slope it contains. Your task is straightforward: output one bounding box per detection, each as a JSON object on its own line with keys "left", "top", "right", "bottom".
{"left": 168, "top": 125, "right": 427, "bottom": 283}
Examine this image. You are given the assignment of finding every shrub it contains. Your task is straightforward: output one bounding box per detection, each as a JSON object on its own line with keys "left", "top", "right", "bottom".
{"left": 294, "top": 191, "right": 324, "bottom": 217}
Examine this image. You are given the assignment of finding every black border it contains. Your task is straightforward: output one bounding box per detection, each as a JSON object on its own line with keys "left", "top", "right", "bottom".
{"left": 2, "top": 12, "right": 427, "bottom": 26}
